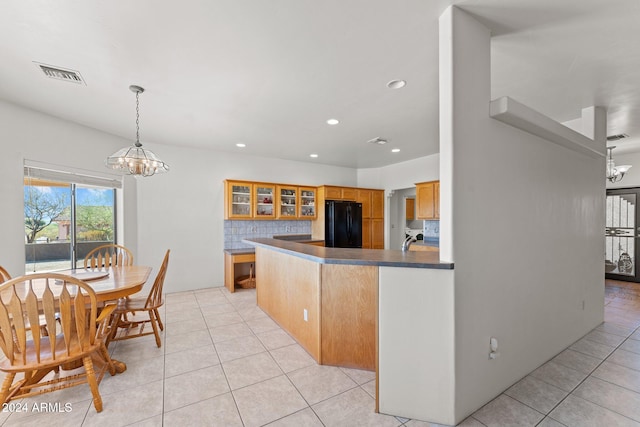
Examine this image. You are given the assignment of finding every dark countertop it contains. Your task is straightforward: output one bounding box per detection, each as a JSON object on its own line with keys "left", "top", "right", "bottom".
{"left": 412, "top": 239, "right": 439, "bottom": 248}
{"left": 244, "top": 238, "right": 454, "bottom": 270}
{"left": 223, "top": 248, "right": 256, "bottom": 255}
{"left": 272, "top": 234, "right": 324, "bottom": 244}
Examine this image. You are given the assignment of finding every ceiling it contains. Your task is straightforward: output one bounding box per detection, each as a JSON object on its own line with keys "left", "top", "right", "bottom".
{"left": 1, "top": 0, "right": 639, "bottom": 169}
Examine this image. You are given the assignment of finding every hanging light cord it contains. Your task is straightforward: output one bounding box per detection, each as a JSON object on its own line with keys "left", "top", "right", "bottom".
{"left": 135, "top": 89, "right": 142, "bottom": 148}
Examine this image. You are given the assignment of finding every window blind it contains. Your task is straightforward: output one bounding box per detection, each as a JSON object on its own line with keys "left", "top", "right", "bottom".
{"left": 24, "top": 163, "right": 122, "bottom": 189}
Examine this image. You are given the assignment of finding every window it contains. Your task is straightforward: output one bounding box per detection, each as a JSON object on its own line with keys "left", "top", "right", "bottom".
{"left": 24, "top": 163, "right": 122, "bottom": 273}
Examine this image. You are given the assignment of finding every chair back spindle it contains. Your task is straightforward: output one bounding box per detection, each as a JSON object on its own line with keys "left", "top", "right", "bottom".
{"left": 0, "top": 266, "right": 10, "bottom": 283}
{"left": 84, "top": 244, "right": 133, "bottom": 269}
{"left": 0, "top": 274, "right": 98, "bottom": 367}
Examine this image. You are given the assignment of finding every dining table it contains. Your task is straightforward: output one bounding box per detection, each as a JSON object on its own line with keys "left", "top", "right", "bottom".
{"left": 7, "top": 265, "right": 153, "bottom": 395}
{"left": 55, "top": 265, "right": 152, "bottom": 302}
{"left": 53, "top": 265, "right": 153, "bottom": 371}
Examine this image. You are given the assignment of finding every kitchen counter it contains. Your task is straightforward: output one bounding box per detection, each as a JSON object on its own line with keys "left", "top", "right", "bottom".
{"left": 413, "top": 238, "right": 439, "bottom": 247}
{"left": 245, "top": 238, "right": 453, "bottom": 269}
{"left": 223, "top": 247, "right": 255, "bottom": 255}
{"left": 272, "top": 234, "right": 324, "bottom": 244}
{"left": 246, "top": 236, "right": 455, "bottom": 419}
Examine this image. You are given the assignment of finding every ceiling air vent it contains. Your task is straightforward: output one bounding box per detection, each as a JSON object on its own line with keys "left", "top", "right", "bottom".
{"left": 34, "top": 62, "right": 85, "bottom": 85}
{"left": 367, "top": 137, "right": 388, "bottom": 145}
{"left": 607, "top": 133, "right": 629, "bottom": 141}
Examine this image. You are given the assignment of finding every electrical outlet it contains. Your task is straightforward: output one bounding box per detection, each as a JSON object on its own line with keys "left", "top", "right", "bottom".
{"left": 489, "top": 337, "right": 499, "bottom": 360}
{"left": 303, "top": 309, "right": 308, "bottom": 322}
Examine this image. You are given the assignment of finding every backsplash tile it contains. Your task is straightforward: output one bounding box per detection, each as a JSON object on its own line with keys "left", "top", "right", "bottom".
{"left": 423, "top": 220, "right": 439, "bottom": 239}
{"left": 224, "top": 220, "right": 312, "bottom": 249}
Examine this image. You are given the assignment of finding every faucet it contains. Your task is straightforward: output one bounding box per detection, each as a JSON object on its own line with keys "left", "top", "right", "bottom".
{"left": 402, "top": 235, "right": 417, "bottom": 252}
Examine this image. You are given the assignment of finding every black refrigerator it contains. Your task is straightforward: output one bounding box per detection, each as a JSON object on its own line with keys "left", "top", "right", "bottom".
{"left": 325, "top": 200, "right": 363, "bottom": 248}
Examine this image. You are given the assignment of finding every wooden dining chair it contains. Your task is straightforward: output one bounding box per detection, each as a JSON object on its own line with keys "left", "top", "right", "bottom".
{"left": 108, "top": 250, "right": 170, "bottom": 348}
{"left": 0, "top": 266, "right": 9, "bottom": 282}
{"left": 0, "top": 265, "right": 56, "bottom": 340}
{"left": 84, "top": 244, "right": 134, "bottom": 269}
{"left": 0, "top": 273, "right": 116, "bottom": 412}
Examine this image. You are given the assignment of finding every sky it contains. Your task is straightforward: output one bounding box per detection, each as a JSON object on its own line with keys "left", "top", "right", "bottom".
{"left": 24, "top": 185, "right": 114, "bottom": 207}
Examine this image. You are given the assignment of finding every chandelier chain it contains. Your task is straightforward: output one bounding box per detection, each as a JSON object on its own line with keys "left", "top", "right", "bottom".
{"left": 135, "top": 90, "right": 140, "bottom": 146}
{"left": 105, "top": 84, "right": 169, "bottom": 176}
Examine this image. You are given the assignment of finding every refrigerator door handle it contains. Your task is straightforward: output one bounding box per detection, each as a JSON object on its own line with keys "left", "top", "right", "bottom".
{"left": 346, "top": 204, "right": 352, "bottom": 240}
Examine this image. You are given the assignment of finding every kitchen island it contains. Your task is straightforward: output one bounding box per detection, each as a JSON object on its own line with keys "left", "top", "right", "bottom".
{"left": 245, "top": 238, "right": 456, "bottom": 420}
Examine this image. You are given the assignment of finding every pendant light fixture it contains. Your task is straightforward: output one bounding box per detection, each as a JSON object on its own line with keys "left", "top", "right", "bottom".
{"left": 106, "top": 85, "right": 169, "bottom": 176}
{"left": 606, "top": 146, "right": 631, "bottom": 183}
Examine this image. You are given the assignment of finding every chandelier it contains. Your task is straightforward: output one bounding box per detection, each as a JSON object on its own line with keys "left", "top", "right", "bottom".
{"left": 606, "top": 146, "right": 631, "bottom": 183}
{"left": 106, "top": 85, "right": 169, "bottom": 177}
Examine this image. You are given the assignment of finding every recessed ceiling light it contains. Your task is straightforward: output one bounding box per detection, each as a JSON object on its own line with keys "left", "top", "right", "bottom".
{"left": 387, "top": 80, "right": 406, "bottom": 89}
{"left": 391, "top": 148, "right": 400, "bottom": 153}
{"left": 326, "top": 119, "right": 339, "bottom": 125}
{"left": 310, "top": 153, "right": 319, "bottom": 158}
{"left": 236, "top": 143, "right": 246, "bottom": 148}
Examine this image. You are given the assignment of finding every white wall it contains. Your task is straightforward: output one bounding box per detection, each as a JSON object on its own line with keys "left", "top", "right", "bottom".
{"left": 378, "top": 267, "right": 455, "bottom": 423}
{"left": 0, "top": 100, "right": 135, "bottom": 277}
{"left": 0, "top": 99, "right": 358, "bottom": 293}
{"left": 357, "top": 154, "right": 439, "bottom": 191}
{"left": 134, "top": 143, "right": 357, "bottom": 292}
{"left": 441, "top": 7, "right": 605, "bottom": 422}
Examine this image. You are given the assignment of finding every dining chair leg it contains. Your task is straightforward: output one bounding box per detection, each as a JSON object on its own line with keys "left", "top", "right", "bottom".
{"left": 149, "top": 310, "right": 162, "bottom": 348}
{"left": 106, "top": 312, "right": 123, "bottom": 348}
{"left": 154, "top": 308, "right": 164, "bottom": 331}
{"left": 83, "top": 356, "right": 103, "bottom": 413}
{"left": 0, "top": 373, "right": 15, "bottom": 404}
{"left": 99, "top": 343, "right": 117, "bottom": 376}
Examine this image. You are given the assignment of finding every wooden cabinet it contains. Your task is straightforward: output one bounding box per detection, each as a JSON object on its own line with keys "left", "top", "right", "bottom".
{"left": 225, "top": 180, "right": 317, "bottom": 220}
{"left": 254, "top": 183, "right": 276, "bottom": 219}
{"left": 324, "top": 186, "right": 357, "bottom": 200}
{"left": 312, "top": 185, "right": 385, "bottom": 249}
{"left": 224, "top": 251, "right": 255, "bottom": 292}
{"left": 361, "top": 218, "right": 371, "bottom": 249}
{"left": 435, "top": 181, "right": 440, "bottom": 219}
{"left": 356, "top": 189, "right": 372, "bottom": 217}
{"left": 406, "top": 198, "right": 415, "bottom": 220}
{"left": 277, "top": 185, "right": 298, "bottom": 218}
{"left": 324, "top": 186, "right": 342, "bottom": 199}
{"left": 371, "top": 190, "right": 384, "bottom": 219}
{"left": 371, "top": 219, "right": 384, "bottom": 249}
{"left": 225, "top": 180, "right": 276, "bottom": 219}
{"left": 342, "top": 188, "right": 357, "bottom": 200}
{"left": 355, "top": 189, "right": 384, "bottom": 249}
{"left": 225, "top": 181, "right": 253, "bottom": 219}
{"left": 416, "top": 181, "right": 439, "bottom": 220}
{"left": 299, "top": 187, "right": 317, "bottom": 219}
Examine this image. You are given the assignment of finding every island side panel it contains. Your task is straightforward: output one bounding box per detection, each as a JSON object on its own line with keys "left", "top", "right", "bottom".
{"left": 320, "top": 263, "right": 377, "bottom": 371}
{"left": 255, "top": 247, "right": 321, "bottom": 361}
{"left": 378, "top": 266, "right": 456, "bottom": 424}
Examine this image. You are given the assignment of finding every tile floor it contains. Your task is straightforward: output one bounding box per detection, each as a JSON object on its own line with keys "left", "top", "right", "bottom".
{"left": 0, "top": 280, "right": 639, "bottom": 426}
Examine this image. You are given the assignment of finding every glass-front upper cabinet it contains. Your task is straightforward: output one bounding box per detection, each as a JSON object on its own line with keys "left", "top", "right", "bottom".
{"left": 254, "top": 184, "right": 275, "bottom": 219}
{"left": 225, "top": 181, "right": 252, "bottom": 219}
{"left": 299, "top": 187, "right": 317, "bottom": 219}
{"left": 277, "top": 185, "right": 297, "bottom": 218}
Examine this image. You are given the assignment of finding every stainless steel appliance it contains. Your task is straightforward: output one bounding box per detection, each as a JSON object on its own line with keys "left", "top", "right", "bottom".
{"left": 325, "top": 200, "right": 362, "bottom": 248}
